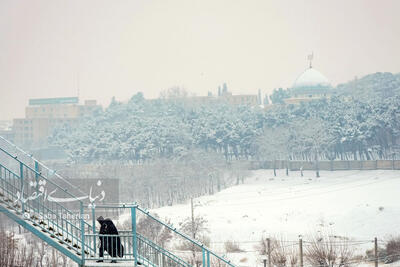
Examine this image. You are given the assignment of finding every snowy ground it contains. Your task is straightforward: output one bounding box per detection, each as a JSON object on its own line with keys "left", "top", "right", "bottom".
{"left": 151, "top": 170, "right": 400, "bottom": 266}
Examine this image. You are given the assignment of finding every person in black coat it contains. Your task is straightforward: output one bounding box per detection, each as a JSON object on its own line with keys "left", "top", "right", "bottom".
{"left": 96, "top": 216, "right": 124, "bottom": 263}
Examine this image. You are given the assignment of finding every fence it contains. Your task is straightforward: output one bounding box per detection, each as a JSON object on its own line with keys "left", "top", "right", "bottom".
{"left": 0, "top": 135, "right": 237, "bottom": 267}
{"left": 258, "top": 236, "right": 391, "bottom": 267}
{"left": 250, "top": 160, "right": 400, "bottom": 171}
{"left": 89, "top": 204, "right": 236, "bottom": 267}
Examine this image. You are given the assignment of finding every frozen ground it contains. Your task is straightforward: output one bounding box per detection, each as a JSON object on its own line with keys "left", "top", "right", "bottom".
{"left": 151, "top": 170, "right": 400, "bottom": 266}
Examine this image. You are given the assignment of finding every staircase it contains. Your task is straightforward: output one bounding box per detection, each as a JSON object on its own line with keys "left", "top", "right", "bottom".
{"left": 0, "top": 136, "right": 235, "bottom": 267}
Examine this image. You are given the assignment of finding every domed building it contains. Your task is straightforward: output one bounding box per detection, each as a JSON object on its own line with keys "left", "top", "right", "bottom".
{"left": 285, "top": 57, "right": 332, "bottom": 104}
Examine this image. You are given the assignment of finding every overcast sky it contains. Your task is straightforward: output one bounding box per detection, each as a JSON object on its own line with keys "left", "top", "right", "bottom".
{"left": 0, "top": 0, "right": 399, "bottom": 120}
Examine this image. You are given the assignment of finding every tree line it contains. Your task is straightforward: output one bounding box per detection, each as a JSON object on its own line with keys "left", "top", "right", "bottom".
{"left": 50, "top": 72, "right": 400, "bottom": 164}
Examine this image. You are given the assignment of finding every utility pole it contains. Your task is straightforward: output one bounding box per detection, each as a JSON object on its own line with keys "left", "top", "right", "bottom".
{"left": 267, "top": 238, "right": 271, "bottom": 267}
{"left": 191, "top": 198, "right": 196, "bottom": 265}
{"left": 375, "top": 237, "right": 378, "bottom": 267}
{"left": 299, "top": 238, "right": 303, "bottom": 267}
{"left": 191, "top": 198, "right": 195, "bottom": 238}
{"left": 76, "top": 72, "right": 80, "bottom": 99}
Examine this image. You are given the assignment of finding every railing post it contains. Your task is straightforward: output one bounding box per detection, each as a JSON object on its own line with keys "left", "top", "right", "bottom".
{"left": 202, "top": 248, "right": 205, "bottom": 267}
{"left": 207, "top": 250, "right": 210, "bottom": 267}
{"left": 92, "top": 206, "right": 96, "bottom": 254}
{"left": 34, "top": 161, "right": 39, "bottom": 213}
{"left": 375, "top": 237, "right": 378, "bottom": 267}
{"left": 19, "top": 162, "right": 24, "bottom": 214}
{"left": 80, "top": 202, "right": 85, "bottom": 266}
{"left": 132, "top": 206, "right": 137, "bottom": 266}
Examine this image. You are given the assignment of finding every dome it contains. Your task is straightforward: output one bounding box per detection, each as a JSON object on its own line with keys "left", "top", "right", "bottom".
{"left": 293, "top": 68, "right": 330, "bottom": 89}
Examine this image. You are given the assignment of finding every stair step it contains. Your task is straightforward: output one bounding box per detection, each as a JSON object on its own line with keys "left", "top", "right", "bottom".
{"left": 84, "top": 261, "right": 138, "bottom": 267}
{"left": 1, "top": 142, "right": 215, "bottom": 267}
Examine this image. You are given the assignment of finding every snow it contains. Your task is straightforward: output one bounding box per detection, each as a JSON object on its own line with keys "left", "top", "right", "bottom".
{"left": 293, "top": 68, "right": 330, "bottom": 88}
{"left": 151, "top": 170, "right": 400, "bottom": 266}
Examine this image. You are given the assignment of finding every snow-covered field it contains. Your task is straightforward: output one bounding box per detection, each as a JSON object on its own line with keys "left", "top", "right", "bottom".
{"left": 152, "top": 170, "right": 400, "bottom": 266}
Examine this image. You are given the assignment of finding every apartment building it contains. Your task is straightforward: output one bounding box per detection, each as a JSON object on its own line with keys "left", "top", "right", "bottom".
{"left": 13, "top": 97, "right": 101, "bottom": 148}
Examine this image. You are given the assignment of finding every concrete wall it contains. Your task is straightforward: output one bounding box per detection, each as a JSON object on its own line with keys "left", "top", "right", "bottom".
{"left": 250, "top": 160, "right": 400, "bottom": 171}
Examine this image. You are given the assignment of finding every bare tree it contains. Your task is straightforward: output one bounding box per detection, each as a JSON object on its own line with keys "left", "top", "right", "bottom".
{"left": 305, "top": 234, "right": 354, "bottom": 267}
{"left": 178, "top": 215, "right": 210, "bottom": 266}
{"left": 0, "top": 230, "right": 35, "bottom": 267}
{"left": 292, "top": 119, "right": 334, "bottom": 177}
{"left": 224, "top": 240, "right": 244, "bottom": 253}
{"left": 256, "top": 237, "right": 298, "bottom": 267}
{"left": 253, "top": 126, "right": 291, "bottom": 176}
{"left": 37, "top": 240, "right": 48, "bottom": 267}
{"left": 136, "top": 213, "right": 173, "bottom": 247}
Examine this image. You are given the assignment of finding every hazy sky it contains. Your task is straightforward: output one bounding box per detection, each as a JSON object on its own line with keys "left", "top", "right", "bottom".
{"left": 1, "top": 0, "right": 399, "bottom": 120}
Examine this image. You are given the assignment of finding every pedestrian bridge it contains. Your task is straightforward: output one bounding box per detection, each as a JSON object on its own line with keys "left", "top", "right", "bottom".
{"left": 0, "top": 136, "right": 235, "bottom": 267}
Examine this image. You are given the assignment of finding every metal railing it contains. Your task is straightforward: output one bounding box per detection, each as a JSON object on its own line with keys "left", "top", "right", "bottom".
{"left": 90, "top": 204, "right": 236, "bottom": 267}
{"left": 84, "top": 231, "right": 192, "bottom": 267}
{"left": 0, "top": 136, "right": 237, "bottom": 267}
{"left": 137, "top": 233, "right": 192, "bottom": 267}
{"left": 0, "top": 137, "right": 91, "bottom": 264}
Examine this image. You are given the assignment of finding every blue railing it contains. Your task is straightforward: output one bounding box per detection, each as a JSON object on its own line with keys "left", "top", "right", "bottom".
{"left": 137, "top": 233, "right": 192, "bottom": 267}
{"left": 0, "top": 161, "right": 91, "bottom": 257}
{"left": 0, "top": 136, "right": 236, "bottom": 267}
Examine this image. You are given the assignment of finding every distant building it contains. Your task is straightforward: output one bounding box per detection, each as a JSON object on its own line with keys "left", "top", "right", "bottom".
{"left": 157, "top": 85, "right": 260, "bottom": 107}
{"left": 219, "top": 90, "right": 259, "bottom": 106}
{"left": 284, "top": 56, "right": 333, "bottom": 104}
{"left": 12, "top": 97, "right": 101, "bottom": 148}
{"left": 189, "top": 83, "right": 259, "bottom": 106}
{"left": 0, "top": 130, "right": 14, "bottom": 143}
{"left": 0, "top": 121, "right": 14, "bottom": 143}
{"left": 0, "top": 120, "right": 12, "bottom": 131}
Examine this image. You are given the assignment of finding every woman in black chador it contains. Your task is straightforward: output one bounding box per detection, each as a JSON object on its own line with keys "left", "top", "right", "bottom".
{"left": 96, "top": 216, "right": 124, "bottom": 263}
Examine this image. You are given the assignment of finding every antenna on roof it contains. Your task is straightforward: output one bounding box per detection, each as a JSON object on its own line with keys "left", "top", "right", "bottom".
{"left": 307, "top": 52, "right": 314, "bottom": 68}
{"left": 76, "top": 72, "right": 80, "bottom": 101}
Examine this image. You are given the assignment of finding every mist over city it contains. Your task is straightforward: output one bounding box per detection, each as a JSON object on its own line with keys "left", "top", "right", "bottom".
{"left": 0, "top": 1, "right": 400, "bottom": 267}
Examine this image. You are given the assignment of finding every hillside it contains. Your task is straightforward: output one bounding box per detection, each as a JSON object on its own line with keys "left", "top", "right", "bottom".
{"left": 336, "top": 72, "right": 400, "bottom": 99}
{"left": 50, "top": 72, "right": 400, "bottom": 165}
{"left": 152, "top": 170, "right": 400, "bottom": 266}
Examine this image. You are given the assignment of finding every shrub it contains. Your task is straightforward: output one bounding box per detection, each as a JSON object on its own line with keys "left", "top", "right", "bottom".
{"left": 305, "top": 234, "right": 354, "bottom": 267}
{"left": 384, "top": 236, "right": 400, "bottom": 263}
{"left": 239, "top": 257, "right": 248, "bottom": 263}
{"left": 136, "top": 213, "right": 173, "bottom": 247}
{"left": 365, "top": 236, "right": 400, "bottom": 264}
{"left": 0, "top": 231, "right": 35, "bottom": 267}
{"left": 255, "top": 237, "right": 298, "bottom": 267}
{"left": 365, "top": 247, "right": 386, "bottom": 262}
{"left": 224, "top": 240, "right": 244, "bottom": 253}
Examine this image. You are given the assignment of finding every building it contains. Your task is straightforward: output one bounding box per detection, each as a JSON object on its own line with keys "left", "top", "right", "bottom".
{"left": 156, "top": 86, "right": 260, "bottom": 107}
{"left": 0, "top": 121, "right": 14, "bottom": 143}
{"left": 13, "top": 97, "right": 101, "bottom": 148}
{"left": 219, "top": 91, "right": 259, "bottom": 106}
{"left": 284, "top": 57, "right": 332, "bottom": 105}
{"left": 0, "top": 120, "right": 12, "bottom": 130}
{"left": 0, "top": 129, "right": 14, "bottom": 142}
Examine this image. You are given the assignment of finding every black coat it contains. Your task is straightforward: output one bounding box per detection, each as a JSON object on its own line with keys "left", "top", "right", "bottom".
{"left": 99, "top": 219, "right": 124, "bottom": 258}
